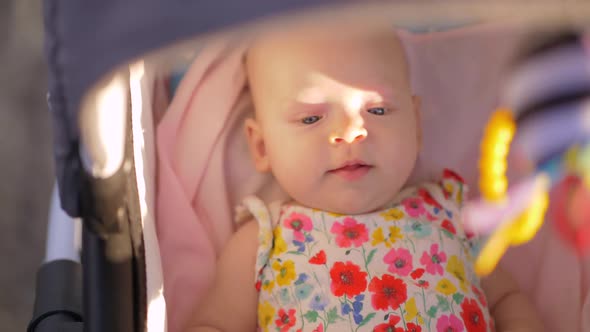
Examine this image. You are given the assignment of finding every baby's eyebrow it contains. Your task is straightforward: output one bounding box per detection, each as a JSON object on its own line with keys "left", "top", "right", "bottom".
{"left": 288, "top": 101, "right": 329, "bottom": 115}
{"left": 295, "top": 86, "right": 327, "bottom": 104}
{"left": 361, "top": 84, "right": 396, "bottom": 101}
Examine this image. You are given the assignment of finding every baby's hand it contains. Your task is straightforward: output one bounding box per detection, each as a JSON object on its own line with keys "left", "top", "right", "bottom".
{"left": 481, "top": 267, "right": 544, "bottom": 332}
{"left": 186, "top": 220, "right": 260, "bottom": 332}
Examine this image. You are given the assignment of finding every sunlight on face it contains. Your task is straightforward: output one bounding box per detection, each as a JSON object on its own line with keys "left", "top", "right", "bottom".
{"left": 296, "top": 72, "right": 391, "bottom": 143}
{"left": 297, "top": 72, "right": 384, "bottom": 110}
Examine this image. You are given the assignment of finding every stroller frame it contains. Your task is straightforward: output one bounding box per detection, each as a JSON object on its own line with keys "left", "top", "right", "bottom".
{"left": 27, "top": 1, "right": 590, "bottom": 331}
{"left": 28, "top": 65, "right": 147, "bottom": 332}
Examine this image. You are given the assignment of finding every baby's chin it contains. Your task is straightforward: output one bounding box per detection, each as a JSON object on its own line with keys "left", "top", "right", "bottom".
{"left": 300, "top": 193, "right": 396, "bottom": 216}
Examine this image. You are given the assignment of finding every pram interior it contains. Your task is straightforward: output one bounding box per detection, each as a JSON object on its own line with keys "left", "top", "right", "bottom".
{"left": 32, "top": 2, "right": 590, "bottom": 332}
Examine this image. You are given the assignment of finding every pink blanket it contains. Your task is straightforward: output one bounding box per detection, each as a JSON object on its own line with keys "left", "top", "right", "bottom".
{"left": 156, "top": 24, "right": 590, "bottom": 331}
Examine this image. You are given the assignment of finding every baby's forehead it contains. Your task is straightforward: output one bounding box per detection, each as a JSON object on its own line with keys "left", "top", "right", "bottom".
{"left": 246, "top": 28, "right": 409, "bottom": 84}
{"left": 249, "top": 27, "right": 405, "bottom": 62}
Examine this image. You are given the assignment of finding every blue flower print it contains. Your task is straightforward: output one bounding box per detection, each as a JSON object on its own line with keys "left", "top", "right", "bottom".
{"left": 279, "top": 288, "right": 291, "bottom": 304}
{"left": 353, "top": 295, "right": 364, "bottom": 312}
{"left": 445, "top": 209, "right": 453, "bottom": 218}
{"left": 295, "top": 273, "right": 309, "bottom": 285}
{"left": 341, "top": 302, "right": 352, "bottom": 315}
{"left": 404, "top": 221, "right": 432, "bottom": 238}
{"left": 352, "top": 294, "right": 364, "bottom": 324}
{"left": 295, "top": 283, "right": 313, "bottom": 300}
{"left": 309, "top": 293, "right": 329, "bottom": 311}
{"left": 293, "top": 240, "right": 306, "bottom": 252}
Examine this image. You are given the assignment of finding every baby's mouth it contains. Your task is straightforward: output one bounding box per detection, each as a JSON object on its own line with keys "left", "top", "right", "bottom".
{"left": 328, "top": 161, "right": 373, "bottom": 181}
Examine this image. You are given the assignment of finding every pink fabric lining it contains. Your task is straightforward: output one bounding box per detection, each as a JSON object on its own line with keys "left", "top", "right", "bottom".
{"left": 156, "top": 24, "right": 590, "bottom": 331}
{"left": 156, "top": 39, "right": 249, "bottom": 332}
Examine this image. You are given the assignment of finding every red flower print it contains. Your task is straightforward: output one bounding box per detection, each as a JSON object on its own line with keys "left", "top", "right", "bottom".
{"left": 368, "top": 275, "right": 408, "bottom": 311}
{"left": 309, "top": 250, "right": 327, "bottom": 265}
{"left": 373, "top": 315, "right": 404, "bottom": 332}
{"left": 402, "top": 197, "right": 426, "bottom": 217}
{"left": 255, "top": 280, "right": 261, "bottom": 291}
{"left": 441, "top": 219, "right": 457, "bottom": 235}
{"left": 312, "top": 323, "right": 324, "bottom": 332}
{"left": 405, "top": 322, "right": 422, "bottom": 332}
{"left": 283, "top": 212, "right": 313, "bottom": 242}
{"left": 471, "top": 285, "right": 487, "bottom": 307}
{"left": 329, "top": 261, "right": 367, "bottom": 298}
{"left": 275, "top": 308, "right": 296, "bottom": 332}
{"left": 419, "top": 243, "right": 447, "bottom": 275}
{"left": 460, "top": 298, "right": 486, "bottom": 332}
{"left": 410, "top": 268, "right": 425, "bottom": 280}
{"left": 415, "top": 280, "right": 429, "bottom": 289}
{"left": 383, "top": 248, "right": 413, "bottom": 276}
{"left": 443, "top": 169, "right": 465, "bottom": 184}
{"left": 418, "top": 188, "right": 442, "bottom": 209}
{"left": 330, "top": 217, "right": 369, "bottom": 248}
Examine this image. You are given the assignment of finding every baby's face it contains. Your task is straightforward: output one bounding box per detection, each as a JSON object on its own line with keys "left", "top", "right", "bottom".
{"left": 246, "top": 28, "right": 421, "bottom": 214}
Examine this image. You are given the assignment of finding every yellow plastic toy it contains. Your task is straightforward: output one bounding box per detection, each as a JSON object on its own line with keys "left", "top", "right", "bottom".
{"left": 474, "top": 108, "right": 550, "bottom": 276}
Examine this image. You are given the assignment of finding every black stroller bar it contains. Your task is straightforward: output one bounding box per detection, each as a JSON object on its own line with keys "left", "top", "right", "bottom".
{"left": 29, "top": 68, "right": 146, "bottom": 332}
{"left": 28, "top": 260, "right": 83, "bottom": 332}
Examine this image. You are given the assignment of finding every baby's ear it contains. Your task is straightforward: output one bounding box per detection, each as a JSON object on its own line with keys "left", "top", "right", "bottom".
{"left": 244, "top": 118, "right": 271, "bottom": 172}
{"left": 413, "top": 95, "right": 423, "bottom": 150}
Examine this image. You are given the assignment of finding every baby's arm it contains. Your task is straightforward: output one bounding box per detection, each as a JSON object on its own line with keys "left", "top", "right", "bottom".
{"left": 186, "top": 220, "right": 259, "bottom": 332}
{"left": 481, "top": 266, "right": 544, "bottom": 331}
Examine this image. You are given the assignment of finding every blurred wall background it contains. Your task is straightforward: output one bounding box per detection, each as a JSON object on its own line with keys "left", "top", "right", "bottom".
{"left": 0, "top": 1, "right": 54, "bottom": 330}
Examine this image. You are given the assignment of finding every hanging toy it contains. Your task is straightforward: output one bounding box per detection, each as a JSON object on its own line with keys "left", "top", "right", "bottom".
{"left": 464, "top": 30, "right": 590, "bottom": 276}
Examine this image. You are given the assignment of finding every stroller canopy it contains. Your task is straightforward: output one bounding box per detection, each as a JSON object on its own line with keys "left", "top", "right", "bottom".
{"left": 47, "top": 0, "right": 590, "bottom": 216}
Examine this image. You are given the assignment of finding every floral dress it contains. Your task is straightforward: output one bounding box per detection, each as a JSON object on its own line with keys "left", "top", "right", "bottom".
{"left": 242, "top": 169, "right": 493, "bottom": 332}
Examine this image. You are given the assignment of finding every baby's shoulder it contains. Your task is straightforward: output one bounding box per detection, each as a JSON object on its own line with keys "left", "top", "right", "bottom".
{"left": 403, "top": 168, "right": 467, "bottom": 210}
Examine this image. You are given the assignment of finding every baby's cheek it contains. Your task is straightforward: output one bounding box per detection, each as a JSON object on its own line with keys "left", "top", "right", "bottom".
{"left": 380, "top": 145, "right": 418, "bottom": 187}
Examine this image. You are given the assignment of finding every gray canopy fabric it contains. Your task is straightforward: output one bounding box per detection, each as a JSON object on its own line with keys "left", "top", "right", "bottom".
{"left": 45, "top": 0, "right": 344, "bottom": 216}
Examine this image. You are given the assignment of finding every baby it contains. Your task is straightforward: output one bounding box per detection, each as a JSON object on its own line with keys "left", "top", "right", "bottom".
{"left": 187, "top": 26, "right": 542, "bottom": 332}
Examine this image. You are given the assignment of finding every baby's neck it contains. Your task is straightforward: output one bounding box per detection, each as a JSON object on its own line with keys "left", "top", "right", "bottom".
{"left": 281, "top": 198, "right": 399, "bottom": 216}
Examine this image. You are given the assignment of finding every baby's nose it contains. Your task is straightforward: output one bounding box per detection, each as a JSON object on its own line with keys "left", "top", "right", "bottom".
{"left": 330, "top": 126, "right": 367, "bottom": 144}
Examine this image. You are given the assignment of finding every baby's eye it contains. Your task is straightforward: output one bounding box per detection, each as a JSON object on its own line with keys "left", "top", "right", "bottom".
{"left": 301, "top": 115, "right": 322, "bottom": 124}
{"left": 367, "top": 107, "right": 386, "bottom": 116}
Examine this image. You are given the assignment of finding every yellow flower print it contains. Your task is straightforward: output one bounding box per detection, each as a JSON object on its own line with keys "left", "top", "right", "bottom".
{"left": 404, "top": 297, "right": 417, "bottom": 320}
{"left": 261, "top": 280, "right": 275, "bottom": 292}
{"left": 416, "top": 314, "right": 424, "bottom": 325}
{"left": 404, "top": 298, "right": 425, "bottom": 325}
{"left": 380, "top": 208, "right": 405, "bottom": 221}
{"left": 371, "top": 228, "right": 386, "bottom": 246}
{"left": 256, "top": 210, "right": 269, "bottom": 223}
{"left": 443, "top": 181, "right": 463, "bottom": 204}
{"left": 436, "top": 278, "right": 457, "bottom": 296}
{"left": 371, "top": 226, "right": 403, "bottom": 248}
{"left": 446, "top": 255, "right": 468, "bottom": 291}
{"left": 272, "top": 260, "right": 296, "bottom": 286}
{"left": 444, "top": 182, "right": 455, "bottom": 196}
{"left": 258, "top": 301, "right": 275, "bottom": 332}
{"left": 259, "top": 227, "right": 272, "bottom": 249}
{"left": 388, "top": 226, "right": 403, "bottom": 244}
{"left": 271, "top": 227, "right": 287, "bottom": 256}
